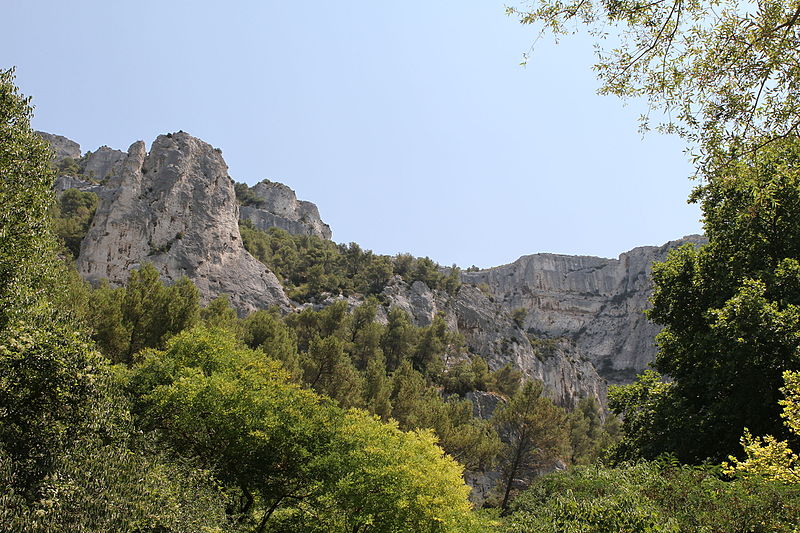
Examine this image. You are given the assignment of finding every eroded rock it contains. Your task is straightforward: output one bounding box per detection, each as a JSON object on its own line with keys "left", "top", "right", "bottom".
{"left": 75, "top": 132, "right": 290, "bottom": 313}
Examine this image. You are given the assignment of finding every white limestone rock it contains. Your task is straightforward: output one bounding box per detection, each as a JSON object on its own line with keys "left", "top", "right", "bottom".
{"left": 36, "top": 131, "right": 81, "bottom": 161}
{"left": 240, "top": 180, "right": 332, "bottom": 239}
{"left": 462, "top": 236, "right": 706, "bottom": 384}
{"left": 381, "top": 277, "right": 606, "bottom": 409}
{"left": 76, "top": 132, "right": 290, "bottom": 313}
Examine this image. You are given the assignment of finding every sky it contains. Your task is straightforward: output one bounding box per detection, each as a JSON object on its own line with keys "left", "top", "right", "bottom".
{"left": 3, "top": 1, "right": 702, "bottom": 269}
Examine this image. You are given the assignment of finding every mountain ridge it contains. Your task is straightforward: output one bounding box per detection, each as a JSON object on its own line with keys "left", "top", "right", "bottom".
{"left": 41, "top": 129, "right": 704, "bottom": 405}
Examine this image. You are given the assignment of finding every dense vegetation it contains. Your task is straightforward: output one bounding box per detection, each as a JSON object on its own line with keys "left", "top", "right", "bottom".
{"left": 0, "top": 72, "right": 617, "bottom": 529}
{"left": 240, "top": 221, "right": 460, "bottom": 302}
{"left": 7, "top": 0, "right": 800, "bottom": 524}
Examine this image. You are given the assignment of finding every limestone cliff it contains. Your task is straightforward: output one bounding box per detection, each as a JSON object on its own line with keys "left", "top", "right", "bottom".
{"left": 461, "top": 236, "right": 706, "bottom": 384}
{"left": 37, "top": 131, "right": 81, "bottom": 161}
{"left": 239, "top": 180, "right": 332, "bottom": 239}
{"left": 74, "top": 132, "right": 290, "bottom": 312}
{"left": 381, "top": 277, "right": 606, "bottom": 409}
{"left": 41, "top": 129, "right": 703, "bottom": 404}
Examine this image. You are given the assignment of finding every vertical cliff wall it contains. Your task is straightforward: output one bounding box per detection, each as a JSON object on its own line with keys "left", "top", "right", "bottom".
{"left": 74, "top": 132, "right": 291, "bottom": 312}
{"left": 461, "top": 236, "right": 705, "bottom": 384}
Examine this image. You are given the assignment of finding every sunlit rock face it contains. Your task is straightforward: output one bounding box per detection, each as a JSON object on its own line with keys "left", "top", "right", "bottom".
{"left": 381, "top": 277, "right": 607, "bottom": 409}
{"left": 74, "top": 132, "right": 291, "bottom": 313}
{"left": 41, "top": 129, "right": 704, "bottom": 405}
{"left": 462, "top": 236, "right": 706, "bottom": 384}
{"left": 37, "top": 131, "right": 81, "bottom": 161}
{"left": 240, "top": 180, "right": 332, "bottom": 239}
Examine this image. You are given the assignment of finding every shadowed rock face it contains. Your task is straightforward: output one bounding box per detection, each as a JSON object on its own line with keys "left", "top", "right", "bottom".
{"left": 75, "top": 132, "right": 290, "bottom": 313}
{"left": 462, "top": 236, "right": 706, "bottom": 384}
{"left": 239, "top": 181, "right": 332, "bottom": 239}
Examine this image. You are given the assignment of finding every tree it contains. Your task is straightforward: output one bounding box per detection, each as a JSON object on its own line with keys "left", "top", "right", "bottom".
{"left": 492, "top": 380, "right": 570, "bottom": 510}
{"left": 568, "top": 397, "right": 621, "bottom": 466}
{"left": 382, "top": 307, "right": 418, "bottom": 370}
{"left": 241, "top": 308, "right": 301, "bottom": 379}
{"left": 51, "top": 188, "right": 98, "bottom": 257}
{"left": 302, "top": 336, "right": 365, "bottom": 409}
{"left": 295, "top": 411, "right": 479, "bottom": 533}
{"left": 0, "top": 68, "right": 110, "bottom": 494}
{"left": 200, "top": 293, "right": 239, "bottom": 332}
{"left": 127, "top": 326, "right": 483, "bottom": 532}
{"left": 623, "top": 137, "right": 800, "bottom": 462}
{"left": 121, "top": 263, "right": 200, "bottom": 360}
{"left": 506, "top": 460, "right": 800, "bottom": 532}
{"left": 127, "top": 326, "right": 342, "bottom": 530}
{"left": 508, "top": 0, "right": 800, "bottom": 175}
{"left": 725, "top": 370, "right": 800, "bottom": 483}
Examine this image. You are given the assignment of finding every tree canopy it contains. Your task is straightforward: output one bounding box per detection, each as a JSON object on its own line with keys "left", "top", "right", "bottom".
{"left": 508, "top": 0, "right": 800, "bottom": 175}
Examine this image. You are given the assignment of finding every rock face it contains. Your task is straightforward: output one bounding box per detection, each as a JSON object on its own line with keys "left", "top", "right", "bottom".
{"left": 37, "top": 131, "right": 81, "bottom": 161}
{"left": 240, "top": 181, "right": 332, "bottom": 239}
{"left": 462, "top": 236, "right": 706, "bottom": 384}
{"left": 40, "top": 129, "right": 704, "bottom": 405}
{"left": 75, "top": 132, "right": 290, "bottom": 312}
{"left": 80, "top": 146, "right": 126, "bottom": 182}
{"left": 381, "top": 277, "right": 606, "bottom": 409}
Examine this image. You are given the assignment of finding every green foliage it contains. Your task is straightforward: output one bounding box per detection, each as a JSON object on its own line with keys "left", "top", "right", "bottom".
{"left": 128, "top": 326, "right": 340, "bottom": 527}
{"left": 506, "top": 461, "right": 800, "bottom": 533}
{"left": 509, "top": 0, "right": 800, "bottom": 177}
{"left": 240, "top": 222, "right": 460, "bottom": 302}
{"left": 382, "top": 306, "right": 419, "bottom": 370}
{"left": 0, "top": 438, "right": 234, "bottom": 532}
{"left": 0, "top": 68, "right": 112, "bottom": 498}
{"left": 50, "top": 188, "right": 98, "bottom": 258}
{"left": 286, "top": 411, "right": 478, "bottom": 533}
{"left": 240, "top": 308, "right": 301, "bottom": 378}
{"left": 0, "top": 320, "right": 111, "bottom": 493}
{"left": 492, "top": 381, "right": 570, "bottom": 510}
{"left": 83, "top": 263, "right": 201, "bottom": 363}
{"left": 443, "top": 357, "right": 491, "bottom": 395}
{"left": 55, "top": 156, "right": 80, "bottom": 176}
{"left": 200, "top": 294, "right": 240, "bottom": 332}
{"left": 233, "top": 180, "right": 267, "bottom": 208}
{"left": 725, "top": 370, "right": 800, "bottom": 483}
{"left": 128, "top": 326, "right": 480, "bottom": 531}
{"left": 620, "top": 138, "right": 800, "bottom": 462}
{"left": 489, "top": 363, "right": 524, "bottom": 398}
{"left": 302, "top": 335, "right": 365, "bottom": 408}
{"left": 0, "top": 68, "right": 60, "bottom": 328}
{"left": 568, "top": 397, "right": 621, "bottom": 466}
{"left": 607, "top": 370, "right": 680, "bottom": 462}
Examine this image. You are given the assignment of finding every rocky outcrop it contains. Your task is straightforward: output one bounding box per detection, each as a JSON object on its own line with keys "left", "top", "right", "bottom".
{"left": 75, "top": 132, "right": 290, "bottom": 313}
{"left": 40, "top": 130, "right": 703, "bottom": 403}
{"left": 80, "top": 146, "right": 126, "bottom": 182}
{"left": 381, "top": 277, "right": 606, "bottom": 409}
{"left": 462, "top": 236, "right": 706, "bottom": 384}
{"left": 240, "top": 180, "right": 332, "bottom": 239}
{"left": 37, "top": 131, "right": 81, "bottom": 161}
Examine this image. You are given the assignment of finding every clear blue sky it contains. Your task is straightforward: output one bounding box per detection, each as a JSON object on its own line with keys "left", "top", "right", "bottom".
{"left": 4, "top": 0, "right": 702, "bottom": 268}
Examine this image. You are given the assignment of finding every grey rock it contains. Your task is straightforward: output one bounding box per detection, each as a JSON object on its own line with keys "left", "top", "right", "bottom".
{"left": 462, "top": 236, "right": 706, "bottom": 384}
{"left": 465, "top": 390, "right": 503, "bottom": 419}
{"left": 36, "top": 131, "right": 81, "bottom": 161}
{"left": 240, "top": 181, "right": 332, "bottom": 239}
{"left": 53, "top": 175, "right": 103, "bottom": 196}
{"left": 80, "top": 146, "right": 126, "bottom": 183}
{"left": 381, "top": 278, "right": 606, "bottom": 409}
{"left": 76, "top": 132, "right": 291, "bottom": 313}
